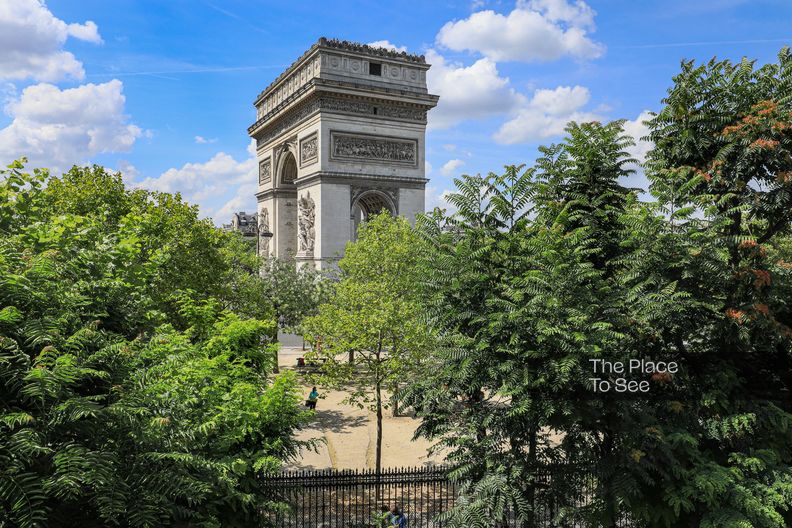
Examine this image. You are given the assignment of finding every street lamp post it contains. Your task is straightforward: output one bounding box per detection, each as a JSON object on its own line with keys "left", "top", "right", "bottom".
{"left": 256, "top": 221, "right": 273, "bottom": 258}
{"left": 256, "top": 221, "right": 277, "bottom": 371}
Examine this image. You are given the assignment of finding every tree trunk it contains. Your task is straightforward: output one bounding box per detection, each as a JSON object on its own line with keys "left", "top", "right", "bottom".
{"left": 601, "top": 429, "right": 618, "bottom": 528}
{"left": 525, "top": 427, "right": 538, "bottom": 528}
{"left": 376, "top": 383, "right": 383, "bottom": 474}
{"left": 375, "top": 332, "right": 383, "bottom": 508}
{"left": 375, "top": 379, "right": 383, "bottom": 509}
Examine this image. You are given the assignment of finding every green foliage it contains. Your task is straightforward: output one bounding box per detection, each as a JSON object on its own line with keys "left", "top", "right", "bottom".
{"left": 259, "top": 256, "right": 332, "bottom": 333}
{"left": 625, "top": 46, "right": 792, "bottom": 527}
{"left": 406, "top": 48, "right": 792, "bottom": 527}
{"left": 405, "top": 120, "right": 642, "bottom": 525}
{"left": 303, "top": 213, "right": 432, "bottom": 473}
{"left": 0, "top": 162, "right": 310, "bottom": 527}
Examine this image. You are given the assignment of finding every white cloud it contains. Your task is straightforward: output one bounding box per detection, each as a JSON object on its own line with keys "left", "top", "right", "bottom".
{"left": 494, "top": 85, "right": 600, "bottom": 144}
{"left": 67, "top": 20, "right": 102, "bottom": 44}
{"left": 620, "top": 110, "right": 655, "bottom": 192}
{"left": 427, "top": 49, "right": 524, "bottom": 129}
{"left": 622, "top": 110, "right": 653, "bottom": 164}
{"left": 138, "top": 144, "right": 257, "bottom": 222}
{"left": 436, "top": 0, "right": 603, "bottom": 62}
{"left": 367, "top": 40, "right": 408, "bottom": 53}
{"left": 213, "top": 180, "right": 259, "bottom": 222}
{"left": 441, "top": 159, "right": 465, "bottom": 176}
{"left": 195, "top": 135, "right": 218, "bottom": 144}
{"left": 527, "top": 0, "right": 595, "bottom": 29}
{"left": 0, "top": 0, "right": 103, "bottom": 82}
{"left": 425, "top": 185, "right": 458, "bottom": 214}
{"left": 0, "top": 80, "right": 142, "bottom": 172}
{"left": 115, "top": 160, "right": 139, "bottom": 186}
{"left": 425, "top": 160, "right": 433, "bottom": 175}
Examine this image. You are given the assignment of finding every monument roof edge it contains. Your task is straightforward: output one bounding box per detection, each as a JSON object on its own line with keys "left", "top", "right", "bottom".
{"left": 252, "top": 37, "right": 428, "bottom": 106}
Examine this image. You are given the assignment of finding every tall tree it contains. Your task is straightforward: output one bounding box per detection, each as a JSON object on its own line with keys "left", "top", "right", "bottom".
{"left": 259, "top": 257, "right": 331, "bottom": 372}
{"left": 0, "top": 161, "right": 311, "bottom": 527}
{"left": 623, "top": 48, "right": 792, "bottom": 526}
{"left": 303, "top": 213, "right": 431, "bottom": 477}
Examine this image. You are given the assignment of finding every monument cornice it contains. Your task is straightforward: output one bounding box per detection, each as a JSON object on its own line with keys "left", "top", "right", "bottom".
{"left": 295, "top": 170, "right": 428, "bottom": 189}
{"left": 255, "top": 188, "right": 298, "bottom": 202}
{"left": 253, "top": 37, "right": 428, "bottom": 107}
{"left": 248, "top": 80, "right": 438, "bottom": 138}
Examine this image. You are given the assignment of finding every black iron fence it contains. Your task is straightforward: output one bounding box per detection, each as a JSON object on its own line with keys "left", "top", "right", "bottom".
{"left": 261, "top": 465, "right": 635, "bottom": 527}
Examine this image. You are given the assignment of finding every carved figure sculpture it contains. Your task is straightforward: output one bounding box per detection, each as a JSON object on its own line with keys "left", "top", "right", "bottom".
{"left": 298, "top": 192, "right": 315, "bottom": 253}
{"left": 258, "top": 208, "right": 270, "bottom": 256}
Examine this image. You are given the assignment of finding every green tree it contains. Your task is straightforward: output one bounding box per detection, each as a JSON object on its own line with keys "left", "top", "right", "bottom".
{"left": 0, "top": 161, "right": 311, "bottom": 527}
{"left": 259, "top": 257, "right": 332, "bottom": 372}
{"left": 621, "top": 48, "right": 792, "bottom": 526}
{"left": 303, "top": 213, "right": 431, "bottom": 476}
{"left": 405, "top": 119, "right": 641, "bottom": 526}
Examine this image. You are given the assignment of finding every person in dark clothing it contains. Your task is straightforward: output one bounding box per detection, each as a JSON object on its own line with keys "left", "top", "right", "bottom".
{"left": 387, "top": 503, "right": 407, "bottom": 527}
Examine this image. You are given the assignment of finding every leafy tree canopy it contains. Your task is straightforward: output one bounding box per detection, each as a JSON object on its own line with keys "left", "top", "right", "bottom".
{"left": 0, "top": 161, "right": 311, "bottom": 527}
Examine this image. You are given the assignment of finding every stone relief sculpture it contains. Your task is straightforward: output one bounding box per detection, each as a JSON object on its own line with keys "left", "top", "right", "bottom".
{"left": 332, "top": 134, "right": 416, "bottom": 164}
{"left": 300, "top": 134, "right": 318, "bottom": 164}
{"left": 258, "top": 157, "right": 271, "bottom": 184}
{"left": 258, "top": 208, "right": 270, "bottom": 256}
{"left": 298, "top": 192, "right": 315, "bottom": 253}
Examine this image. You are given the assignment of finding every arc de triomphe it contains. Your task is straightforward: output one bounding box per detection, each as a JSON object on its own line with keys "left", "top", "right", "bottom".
{"left": 248, "top": 38, "right": 438, "bottom": 269}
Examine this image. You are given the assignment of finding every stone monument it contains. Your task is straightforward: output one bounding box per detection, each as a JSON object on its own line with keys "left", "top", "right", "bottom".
{"left": 248, "top": 37, "right": 439, "bottom": 269}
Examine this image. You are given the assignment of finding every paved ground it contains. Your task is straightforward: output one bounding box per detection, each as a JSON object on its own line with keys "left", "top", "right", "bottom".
{"left": 278, "top": 345, "right": 444, "bottom": 470}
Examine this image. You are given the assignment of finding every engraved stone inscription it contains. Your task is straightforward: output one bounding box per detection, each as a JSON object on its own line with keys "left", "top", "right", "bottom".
{"left": 331, "top": 133, "right": 417, "bottom": 165}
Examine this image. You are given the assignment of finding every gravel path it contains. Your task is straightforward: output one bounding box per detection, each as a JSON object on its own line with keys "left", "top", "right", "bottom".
{"left": 278, "top": 345, "right": 444, "bottom": 470}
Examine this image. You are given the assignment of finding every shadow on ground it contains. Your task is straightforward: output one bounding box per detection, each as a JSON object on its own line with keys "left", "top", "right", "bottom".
{"left": 312, "top": 408, "right": 368, "bottom": 433}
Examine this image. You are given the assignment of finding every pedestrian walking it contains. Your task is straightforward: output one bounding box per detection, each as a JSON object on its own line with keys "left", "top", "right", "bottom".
{"left": 306, "top": 387, "right": 319, "bottom": 410}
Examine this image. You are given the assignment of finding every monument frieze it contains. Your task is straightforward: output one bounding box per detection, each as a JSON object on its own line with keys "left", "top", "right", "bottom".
{"left": 330, "top": 132, "right": 417, "bottom": 166}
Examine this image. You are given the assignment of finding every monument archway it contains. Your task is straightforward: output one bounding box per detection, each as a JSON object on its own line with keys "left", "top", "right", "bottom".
{"left": 249, "top": 38, "right": 439, "bottom": 269}
{"left": 279, "top": 151, "right": 298, "bottom": 186}
{"left": 350, "top": 190, "right": 396, "bottom": 240}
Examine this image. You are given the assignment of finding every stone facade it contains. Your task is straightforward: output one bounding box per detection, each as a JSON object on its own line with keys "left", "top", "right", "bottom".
{"left": 249, "top": 37, "right": 438, "bottom": 269}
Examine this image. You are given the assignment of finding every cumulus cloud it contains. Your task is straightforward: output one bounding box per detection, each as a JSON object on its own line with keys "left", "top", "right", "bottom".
{"left": 441, "top": 159, "right": 465, "bottom": 176}
{"left": 494, "top": 85, "right": 600, "bottom": 144}
{"left": 195, "top": 135, "right": 218, "bottom": 144}
{"left": 115, "top": 160, "right": 139, "bottom": 186}
{"left": 425, "top": 185, "right": 458, "bottom": 214}
{"left": 436, "top": 0, "right": 603, "bottom": 62}
{"left": 0, "top": 0, "right": 103, "bottom": 82}
{"left": 620, "top": 110, "right": 655, "bottom": 192}
{"left": 427, "top": 49, "right": 524, "bottom": 129}
{"left": 622, "top": 110, "right": 654, "bottom": 164}
{"left": 367, "top": 40, "right": 408, "bottom": 53}
{"left": 137, "top": 142, "right": 258, "bottom": 222}
{"left": 0, "top": 80, "right": 142, "bottom": 172}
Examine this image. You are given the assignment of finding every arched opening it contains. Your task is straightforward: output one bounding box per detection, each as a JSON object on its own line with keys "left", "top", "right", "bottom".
{"left": 280, "top": 151, "right": 297, "bottom": 185}
{"left": 350, "top": 190, "right": 395, "bottom": 240}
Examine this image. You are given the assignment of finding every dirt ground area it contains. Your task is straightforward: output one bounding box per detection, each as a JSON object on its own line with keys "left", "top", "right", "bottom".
{"left": 278, "top": 345, "right": 445, "bottom": 470}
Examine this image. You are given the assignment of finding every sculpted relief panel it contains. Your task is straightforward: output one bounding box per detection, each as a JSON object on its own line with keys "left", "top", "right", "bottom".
{"left": 258, "top": 208, "right": 270, "bottom": 256}
{"left": 298, "top": 191, "right": 316, "bottom": 254}
{"left": 258, "top": 157, "right": 271, "bottom": 185}
{"left": 330, "top": 132, "right": 417, "bottom": 166}
{"left": 300, "top": 133, "right": 318, "bottom": 165}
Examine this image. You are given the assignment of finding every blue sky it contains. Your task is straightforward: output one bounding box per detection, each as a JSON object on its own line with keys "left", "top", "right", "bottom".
{"left": 1, "top": 0, "right": 790, "bottom": 223}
